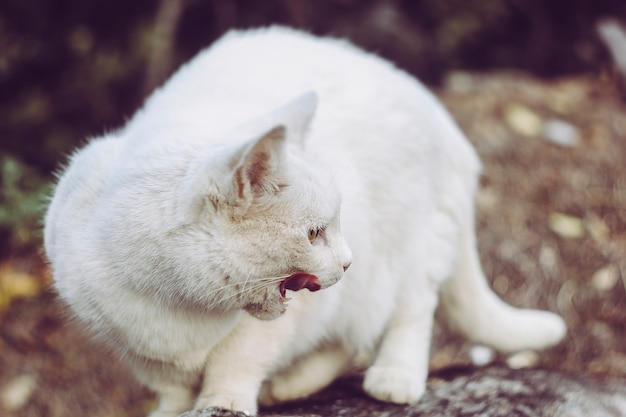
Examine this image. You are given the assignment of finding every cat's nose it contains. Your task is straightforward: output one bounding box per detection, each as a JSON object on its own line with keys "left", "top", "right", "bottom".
{"left": 343, "top": 261, "right": 352, "bottom": 272}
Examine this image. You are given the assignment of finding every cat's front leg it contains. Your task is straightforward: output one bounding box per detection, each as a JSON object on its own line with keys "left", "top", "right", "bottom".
{"left": 363, "top": 289, "right": 438, "bottom": 404}
{"left": 148, "top": 384, "right": 194, "bottom": 417}
{"left": 195, "top": 314, "right": 295, "bottom": 415}
{"left": 259, "top": 343, "right": 352, "bottom": 406}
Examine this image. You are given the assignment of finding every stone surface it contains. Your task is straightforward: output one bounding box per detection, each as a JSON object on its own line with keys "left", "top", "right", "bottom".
{"left": 179, "top": 408, "right": 251, "bottom": 417}
{"left": 179, "top": 367, "right": 626, "bottom": 417}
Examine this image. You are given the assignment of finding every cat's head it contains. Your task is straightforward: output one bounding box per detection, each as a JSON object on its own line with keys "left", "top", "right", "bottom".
{"left": 176, "top": 92, "right": 352, "bottom": 320}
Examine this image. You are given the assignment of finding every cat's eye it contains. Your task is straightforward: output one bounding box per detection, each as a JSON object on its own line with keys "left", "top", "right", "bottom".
{"left": 308, "top": 228, "right": 320, "bottom": 244}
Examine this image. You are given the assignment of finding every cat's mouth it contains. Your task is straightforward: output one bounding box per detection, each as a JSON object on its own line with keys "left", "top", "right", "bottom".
{"left": 245, "top": 272, "right": 321, "bottom": 320}
{"left": 279, "top": 272, "right": 321, "bottom": 298}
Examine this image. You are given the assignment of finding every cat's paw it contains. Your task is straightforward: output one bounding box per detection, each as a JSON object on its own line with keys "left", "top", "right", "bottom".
{"left": 363, "top": 365, "right": 426, "bottom": 404}
{"left": 257, "top": 375, "right": 306, "bottom": 406}
{"left": 194, "top": 393, "right": 257, "bottom": 416}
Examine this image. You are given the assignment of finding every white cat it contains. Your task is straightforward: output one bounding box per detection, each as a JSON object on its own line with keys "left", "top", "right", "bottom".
{"left": 44, "top": 27, "right": 566, "bottom": 417}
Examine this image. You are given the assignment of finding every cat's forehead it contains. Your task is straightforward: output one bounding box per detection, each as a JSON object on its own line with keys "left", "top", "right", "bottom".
{"left": 289, "top": 168, "right": 341, "bottom": 222}
{"left": 244, "top": 183, "right": 339, "bottom": 231}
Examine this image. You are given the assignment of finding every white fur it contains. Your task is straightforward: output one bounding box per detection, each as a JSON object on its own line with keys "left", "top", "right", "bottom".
{"left": 44, "top": 27, "right": 566, "bottom": 417}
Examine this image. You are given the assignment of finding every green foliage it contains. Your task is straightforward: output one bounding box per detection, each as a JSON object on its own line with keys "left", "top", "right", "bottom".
{"left": 0, "top": 155, "right": 51, "bottom": 256}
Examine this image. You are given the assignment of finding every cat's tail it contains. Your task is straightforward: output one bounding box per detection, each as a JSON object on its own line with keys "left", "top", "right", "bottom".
{"left": 439, "top": 220, "right": 566, "bottom": 353}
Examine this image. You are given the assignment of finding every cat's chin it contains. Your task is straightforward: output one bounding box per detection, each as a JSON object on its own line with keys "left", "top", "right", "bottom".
{"left": 244, "top": 299, "right": 287, "bottom": 321}
{"left": 241, "top": 280, "right": 290, "bottom": 321}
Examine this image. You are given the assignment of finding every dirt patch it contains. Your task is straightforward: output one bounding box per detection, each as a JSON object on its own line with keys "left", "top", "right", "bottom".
{"left": 433, "top": 72, "right": 626, "bottom": 379}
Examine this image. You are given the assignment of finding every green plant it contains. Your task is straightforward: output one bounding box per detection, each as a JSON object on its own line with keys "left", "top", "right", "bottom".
{"left": 0, "top": 155, "right": 51, "bottom": 257}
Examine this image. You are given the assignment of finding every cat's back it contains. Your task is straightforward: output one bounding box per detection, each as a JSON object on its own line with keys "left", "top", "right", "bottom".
{"left": 44, "top": 136, "right": 121, "bottom": 256}
{"left": 124, "top": 26, "right": 403, "bottom": 142}
{"left": 123, "top": 26, "right": 480, "bottom": 218}
{"left": 126, "top": 27, "right": 472, "bottom": 161}
{"left": 47, "top": 27, "right": 480, "bottom": 286}
{"left": 43, "top": 135, "right": 133, "bottom": 309}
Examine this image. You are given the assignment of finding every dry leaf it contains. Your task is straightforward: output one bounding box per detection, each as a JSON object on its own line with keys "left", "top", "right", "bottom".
{"left": 506, "top": 350, "right": 539, "bottom": 369}
{"left": 549, "top": 213, "right": 585, "bottom": 239}
{"left": 504, "top": 103, "right": 543, "bottom": 137}
{"left": 1, "top": 374, "right": 37, "bottom": 411}
{"left": 592, "top": 265, "right": 619, "bottom": 291}
{"left": 0, "top": 262, "right": 42, "bottom": 313}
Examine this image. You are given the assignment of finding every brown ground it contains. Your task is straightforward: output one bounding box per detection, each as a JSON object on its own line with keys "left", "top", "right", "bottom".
{"left": 1, "top": 72, "right": 625, "bottom": 417}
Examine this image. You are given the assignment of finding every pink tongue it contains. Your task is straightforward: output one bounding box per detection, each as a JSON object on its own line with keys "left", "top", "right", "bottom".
{"left": 280, "top": 272, "right": 321, "bottom": 297}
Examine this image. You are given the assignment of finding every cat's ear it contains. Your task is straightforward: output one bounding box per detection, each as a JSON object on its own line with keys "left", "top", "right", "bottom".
{"left": 177, "top": 125, "right": 288, "bottom": 223}
{"left": 177, "top": 93, "right": 316, "bottom": 224}
{"left": 228, "top": 125, "right": 287, "bottom": 215}
{"left": 269, "top": 91, "right": 318, "bottom": 148}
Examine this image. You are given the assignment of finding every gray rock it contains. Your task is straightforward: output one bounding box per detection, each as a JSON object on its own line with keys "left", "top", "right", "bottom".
{"left": 179, "top": 366, "right": 626, "bottom": 417}
{"left": 179, "top": 408, "right": 251, "bottom": 417}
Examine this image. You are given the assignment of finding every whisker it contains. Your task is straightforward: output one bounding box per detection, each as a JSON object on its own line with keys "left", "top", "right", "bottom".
{"left": 212, "top": 281, "right": 276, "bottom": 306}
{"left": 213, "top": 275, "right": 289, "bottom": 291}
{"left": 211, "top": 274, "right": 290, "bottom": 306}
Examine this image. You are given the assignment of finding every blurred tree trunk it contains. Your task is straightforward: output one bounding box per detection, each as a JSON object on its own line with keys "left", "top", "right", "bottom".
{"left": 143, "top": 0, "right": 186, "bottom": 95}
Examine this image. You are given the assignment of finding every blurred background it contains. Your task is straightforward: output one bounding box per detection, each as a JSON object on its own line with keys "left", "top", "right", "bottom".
{"left": 1, "top": 0, "right": 625, "bottom": 256}
{"left": 2, "top": 1, "right": 626, "bottom": 416}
